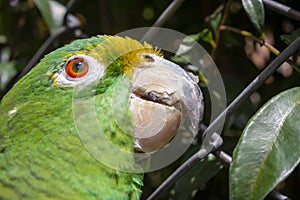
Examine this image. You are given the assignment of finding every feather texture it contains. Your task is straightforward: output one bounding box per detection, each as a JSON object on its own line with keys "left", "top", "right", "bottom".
{"left": 0, "top": 36, "right": 145, "bottom": 199}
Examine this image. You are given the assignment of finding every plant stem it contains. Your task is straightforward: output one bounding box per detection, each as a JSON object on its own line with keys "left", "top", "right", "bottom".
{"left": 211, "top": 0, "right": 233, "bottom": 60}
{"left": 220, "top": 25, "right": 300, "bottom": 73}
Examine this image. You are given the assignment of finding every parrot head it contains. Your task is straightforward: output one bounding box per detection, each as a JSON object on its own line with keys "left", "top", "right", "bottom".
{"left": 0, "top": 35, "right": 203, "bottom": 199}
{"left": 23, "top": 35, "right": 203, "bottom": 153}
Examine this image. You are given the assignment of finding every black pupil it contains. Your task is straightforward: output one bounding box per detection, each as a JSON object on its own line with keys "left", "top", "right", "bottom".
{"left": 73, "top": 60, "right": 84, "bottom": 71}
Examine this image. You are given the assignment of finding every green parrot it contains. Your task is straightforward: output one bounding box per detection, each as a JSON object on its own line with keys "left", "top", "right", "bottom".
{"left": 0, "top": 35, "right": 203, "bottom": 199}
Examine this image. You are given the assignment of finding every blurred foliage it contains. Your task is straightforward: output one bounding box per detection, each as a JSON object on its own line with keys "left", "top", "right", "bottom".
{"left": 0, "top": 0, "right": 300, "bottom": 199}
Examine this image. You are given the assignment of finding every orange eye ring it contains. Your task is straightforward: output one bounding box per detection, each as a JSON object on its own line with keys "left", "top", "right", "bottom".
{"left": 65, "top": 58, "right": 89, "bottom": 78}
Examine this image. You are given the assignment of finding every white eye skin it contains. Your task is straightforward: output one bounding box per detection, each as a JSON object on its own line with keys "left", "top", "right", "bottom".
{"left": 56, "top": 54, "right": 105, "bottom": 86}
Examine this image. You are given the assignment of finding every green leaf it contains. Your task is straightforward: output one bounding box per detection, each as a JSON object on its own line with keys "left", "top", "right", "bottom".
{"left": 199, "top": 29, "right": 216, "bottom": 48}
{"left": 205, "top": 8, "right": 222, "bottom": 35}
{"left": 175, "top": 33, "right": 201, "bottom": 56}
{"left": 280, "top": 28, "right": 300, "bottom": 45}
{"left": 0, "top": 62, "right": 17, "bottom": 90}
{"left": 181, "top": 29, "right": 216, "bottom": 48}
{"left": 170, "top": 54, "right": 192, "bottom": 64}
{"left": 174, "top": 29, "right": 216, "bottom": 58}
{"left": 182, "top": 33, "right": 201, "bottom": 43}
{"left": 33, "top": 0, "right": 67, "bottom": 33}
{"left": 0, "top": 47, "right": 18, "bottom": 91}
{"left": 0, "top": 47, "right": 17, "bottom": 90}
{"left": 241, "top": 0, "right": 265, "bottom": 35}
{"left": 230, "top": 87, "right": 300, "bottom": 200}
{"left": 33, "top": 0, "right": 55, "bottom": 32}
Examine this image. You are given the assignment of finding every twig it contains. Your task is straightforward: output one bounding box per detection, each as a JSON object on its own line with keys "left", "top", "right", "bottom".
{"left": 263, "top": 0, "right": 300, "bottom": 22}
{"left": 211, "top": 0, "right": 233, "bottom": 60}
{"left": 220, "top": 25, "right": 279, "bottom": 55}
{"left": 212, "top": 0, "right": 300, "bottom": 60}
{"left": 220, "top": 25, "right": 300, "bottom": 73}
{"left": 203, "top": 35, "right": 300, "bottom": 139}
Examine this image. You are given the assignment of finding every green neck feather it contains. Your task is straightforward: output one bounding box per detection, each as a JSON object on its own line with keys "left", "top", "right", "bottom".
{"left": 0, "top": 36, "right": 143, "bottom": 199}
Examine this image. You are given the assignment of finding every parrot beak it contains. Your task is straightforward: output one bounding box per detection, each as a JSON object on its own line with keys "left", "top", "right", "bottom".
{"left": 129, "top": 53, "right": 203, "bottom": 153}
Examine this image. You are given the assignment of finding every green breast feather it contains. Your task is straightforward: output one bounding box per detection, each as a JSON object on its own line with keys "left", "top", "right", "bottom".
{"left": 0, "top": 36, "right": 144, "bottom": 200}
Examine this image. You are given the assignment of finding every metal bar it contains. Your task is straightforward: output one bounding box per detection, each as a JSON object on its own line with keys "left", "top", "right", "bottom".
{"left": 213, "top": 150, "right": 232, "bottom": 164}
{"left": 2, "top": 25, "right": 79, "bottom": 98}
{"left": 146, "top": 149, "right": 209, "bottom": 200}
{"left": 269, "top": 190, "right": 291, "bottom": 200}
{"left": 66, "top": 0, "right": 79, "bottom": 12}
{"left": 151, "top": 0, "right": 186, "bottom": 27}
{"left": 263, "top": 0, "right": 300, "bottom": 22}
{"left": 202, "top": 34, "right": 300, "bottom": 139}
{"left": 147, "top": 34, "right": 300, "bottom": 200}
{"left": 146, "top": 133, "right": 223, "bottom": 200}
{"left": 16, "top": 27, "right": 76, "bottom": 81}
{"left": 141, "top": 0, "right": 186, "bottom": 41}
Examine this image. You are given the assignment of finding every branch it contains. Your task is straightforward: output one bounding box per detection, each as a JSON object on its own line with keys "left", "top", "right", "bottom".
{"left": 220, "top": 25, "right": 279, "bottom": 54}
{"left": 220, "top": 25, "right": 300, "bottom": 73}
{"left": 211, "top": 0, "right": 300, "bottom": 60}
{"left": 211, "top": 0, "right": 233, "bottom": 60}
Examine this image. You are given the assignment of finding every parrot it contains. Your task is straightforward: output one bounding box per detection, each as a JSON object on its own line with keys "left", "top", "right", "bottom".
{"left": 0, "top": 35, "right": 203, "bottom": 199}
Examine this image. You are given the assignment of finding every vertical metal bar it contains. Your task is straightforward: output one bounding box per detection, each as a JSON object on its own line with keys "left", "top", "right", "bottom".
{"left": 141, "top": 0, "right": 186, "bottom": 41}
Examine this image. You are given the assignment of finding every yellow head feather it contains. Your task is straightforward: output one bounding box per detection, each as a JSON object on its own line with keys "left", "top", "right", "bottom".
{"left": 93, "top": 35, "right": 162, "bottom": 74}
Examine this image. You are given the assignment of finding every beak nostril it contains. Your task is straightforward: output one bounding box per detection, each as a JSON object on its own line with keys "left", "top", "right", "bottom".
{"left": 143, "top": 54, "right": 155, "bottom": 62}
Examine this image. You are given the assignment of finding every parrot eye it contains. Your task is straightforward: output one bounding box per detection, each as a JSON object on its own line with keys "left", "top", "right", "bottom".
{"left": 56, "top": 54, "right": 105, "bottom": 86}
{"left": 65, "top": 58, "right": 89, "bottom": 78}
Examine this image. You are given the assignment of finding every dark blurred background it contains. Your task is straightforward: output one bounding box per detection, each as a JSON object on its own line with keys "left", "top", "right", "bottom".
{"left": 0, "top": 0, "right": 299, "bottom": 199}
